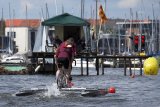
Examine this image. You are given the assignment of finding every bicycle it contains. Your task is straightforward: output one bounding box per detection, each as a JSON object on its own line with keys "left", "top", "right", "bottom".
{"left": 56, "top": 63, "right": 68, "bottom": 89}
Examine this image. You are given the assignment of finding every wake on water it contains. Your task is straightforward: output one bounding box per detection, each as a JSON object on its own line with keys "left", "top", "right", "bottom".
{"left": 14, "top": 81, "right": 107, "bottom": 97}
{"left": 14, "top": 82, "right": 62, "bottom": 97}
{"left": 44, "top": 83, "right": 61, "bottom": 97}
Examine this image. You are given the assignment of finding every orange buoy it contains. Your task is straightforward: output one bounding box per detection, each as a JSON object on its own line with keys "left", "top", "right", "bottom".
{"left": 108, "top": 87, "right": 116, "bottom": 93}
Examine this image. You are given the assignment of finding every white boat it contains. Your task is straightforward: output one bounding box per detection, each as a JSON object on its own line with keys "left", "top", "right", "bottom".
{"left": 1, "top": 53, "right": 27, "bottom": 64}
{"left": 72, "top": 58, "right": 95, "bottom": 68}
{"left": 103, "top": 60, "right": 114, "bottom": 67}
{"left": 0, "top": 53, "right": 11, "bottom": 61}
{"left": 0, "top": 53, "right": 31, "bottom": 74}
{"left": 126, "top": 67, "right": 143, "bottom": 71}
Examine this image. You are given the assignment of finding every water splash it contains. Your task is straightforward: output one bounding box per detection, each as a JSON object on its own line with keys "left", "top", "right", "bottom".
{"left": 44, "top": 83, "right": 61, "bottom": 97}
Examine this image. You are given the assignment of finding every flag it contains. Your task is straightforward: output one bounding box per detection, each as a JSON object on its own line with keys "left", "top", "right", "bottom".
{"left": 98, "top": 5, "right": 107, "bottom": 24}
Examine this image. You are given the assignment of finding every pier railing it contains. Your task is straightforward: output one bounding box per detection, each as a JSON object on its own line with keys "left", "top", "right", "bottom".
{"left": 75, "top": 54, "right": 149, "bottom": 76}
{"left": 29, "top": 52, "right": 150, "bottom": 76}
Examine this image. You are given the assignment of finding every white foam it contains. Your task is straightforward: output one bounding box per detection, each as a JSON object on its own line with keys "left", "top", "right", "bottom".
{"left": 44, "top": 83, "right": 61, "bottom": 97}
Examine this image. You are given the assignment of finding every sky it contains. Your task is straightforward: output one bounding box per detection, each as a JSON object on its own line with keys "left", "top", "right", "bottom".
{"left": 0, "top": 0, "right": 160, "bottom": 20}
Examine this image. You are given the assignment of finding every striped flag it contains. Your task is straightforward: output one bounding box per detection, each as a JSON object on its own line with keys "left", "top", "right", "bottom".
{"left": 98, "top": 5, "right": 107, "bottom": 24}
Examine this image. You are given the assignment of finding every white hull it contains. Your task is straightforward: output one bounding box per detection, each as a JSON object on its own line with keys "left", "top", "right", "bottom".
{"left": 1, "top": 53, "right": 27, "bottom": 64}
{"left": 72, "top": 59, "right": 95, "bottom": 68}
{"left": 126, "top": 67, "right": 143, "bottom": 71}
{"left": 103, "top": 60, "right": 114, "bottom": 67}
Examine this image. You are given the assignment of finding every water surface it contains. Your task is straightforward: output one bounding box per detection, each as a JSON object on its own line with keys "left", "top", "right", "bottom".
{"left": 0, "top": 68, "right": 160, "bottom": 107}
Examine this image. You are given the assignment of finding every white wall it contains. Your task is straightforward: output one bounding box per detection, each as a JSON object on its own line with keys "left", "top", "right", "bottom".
{"left": 5, "top": 27, "right": 29, "bottom": 54}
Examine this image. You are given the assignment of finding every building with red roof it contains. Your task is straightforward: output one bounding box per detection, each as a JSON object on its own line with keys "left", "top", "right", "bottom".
{"left": 5, "top": 19, "right": 40, "bottom": 54}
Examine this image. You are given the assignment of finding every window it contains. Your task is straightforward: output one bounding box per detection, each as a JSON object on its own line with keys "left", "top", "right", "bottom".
{"left": 7, "top": 32, "right": 16, "bottom": 38}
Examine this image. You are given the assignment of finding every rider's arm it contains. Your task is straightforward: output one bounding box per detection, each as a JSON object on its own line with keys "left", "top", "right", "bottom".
{"left": 55, "top": 46, "right": 60, "bottom": 58}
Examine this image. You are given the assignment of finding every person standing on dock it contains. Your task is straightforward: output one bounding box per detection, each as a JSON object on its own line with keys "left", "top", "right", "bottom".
{"left": 52, "top": 35, "right": 62, "bottom": 52}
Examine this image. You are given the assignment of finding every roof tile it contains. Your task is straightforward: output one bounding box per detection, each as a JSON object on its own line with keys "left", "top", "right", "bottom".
{"left": 5, "top": 19, "right": 40, "bottom": 28}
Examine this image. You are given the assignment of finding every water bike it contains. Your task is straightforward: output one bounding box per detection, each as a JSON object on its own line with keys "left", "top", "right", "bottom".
{"left": 14, "top": 86, "right": 115, "bottom": 97}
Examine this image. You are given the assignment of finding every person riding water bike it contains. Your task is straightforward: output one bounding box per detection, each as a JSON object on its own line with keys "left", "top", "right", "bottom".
{"left": 55, "top": 37, "right": 76, "bottom": 88}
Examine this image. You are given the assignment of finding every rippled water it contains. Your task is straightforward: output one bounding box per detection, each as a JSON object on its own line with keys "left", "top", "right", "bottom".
{"left": 0, "top": 68, "right": 160, "bottom": 107}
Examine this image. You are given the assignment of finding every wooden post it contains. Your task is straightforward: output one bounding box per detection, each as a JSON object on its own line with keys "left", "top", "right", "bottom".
{"left": 81, "top": 57, "right": 83, "bottom": 75}
{"left": 124, "top": 57, "right": 127, "bottom": 76}
{"left": 86, "top": 57, "right": 89, "bottom": 75}
{"left": 43, "top": 54, "right": 45, "bottom": 72}
{"left": 97, "top": 57, "right": 99, "bottom": 75}
{"left": 129, "top": 58, "right": 132, "bottom": 76}
{"left": 102, "top": 58, "right": 104, "bottom": 75}
{"left": 140, "top": 58, "right": 143, "bottom": 76}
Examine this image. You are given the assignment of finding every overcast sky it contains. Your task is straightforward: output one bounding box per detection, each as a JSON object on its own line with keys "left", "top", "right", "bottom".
{"left": 0, "top": 0, "right": 160, "bottom": 20}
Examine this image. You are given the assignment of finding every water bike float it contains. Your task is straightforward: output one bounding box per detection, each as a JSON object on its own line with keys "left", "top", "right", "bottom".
{"left": 14, "top": 87, "right": 116, "bottom": 97}
{"left": 14, "top": 87, "right": 48, "bottom": 96}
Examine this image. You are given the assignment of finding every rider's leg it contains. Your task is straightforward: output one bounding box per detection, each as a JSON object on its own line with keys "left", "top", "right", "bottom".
{"left": 64, "top": 68, "right": 69, "bottom": 84}
{"left": 65, "top": 68, "right": 74, "bottom": 87}
{"left": 56, "top": 58, "right": 63, "bottom": 85}
{"left": 68, "top": 62, "right": 73, "bottom": 81}
{"left": 60, "top": 58, "right": 73, "bottom": 87}
{"left": 56, "top": 69, "right": 60, "bottom": 81}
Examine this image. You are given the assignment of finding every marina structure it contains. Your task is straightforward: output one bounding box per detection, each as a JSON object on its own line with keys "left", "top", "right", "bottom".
{"left": 116, "top": 19, "right": 160, "bottom": 55}
{"left": 0, "top": 13, "right": 159, "bottom": 75}
{"left": 0, "top": 19, "right": 40, "bottom": 74}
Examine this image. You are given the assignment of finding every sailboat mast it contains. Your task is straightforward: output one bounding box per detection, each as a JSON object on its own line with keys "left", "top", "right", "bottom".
{"left": 54, "top": 0, "right": 58, "bottom": 15}
{"left": 151, "top": 4, "right": 155, "bottom": 54}
{"left": 41, "top": 8, "right": 44, "bottom": 19}
{"left": 1, "top": 8, "right": 3, "bottom": 20}
{"left": 46, "top": 3, "right": 49, "bottom": 19}
{"left": 129, "top": 8, "right": 133, "bottom": 53}
{"left": 95, "top": 0, "right": 98, "bottom": 39}
{"left": 8, "top": 3, "right": 12, "bottom": 54}
{"left": 81, "top": 0, "right": 84, "bottom": 18}
{"left": 25, "top": 5, "right": 28, "bottom": 52}
{"left": 104, "top": 0, "right": 106, "bottom": 13}
{"left": 81, "top": 0, "right": 82, "bottom": 18}
{"left": 62, "top": 4, "right": 64, "bottom": 14}
{"left": 159, "top": 2, "right": 160, "bottom": 52}
{"left": 95, "top": 0, "right": 98, "bottom": 53}
{"left": 1, "top": 8, "right": 4, "bottom": 51}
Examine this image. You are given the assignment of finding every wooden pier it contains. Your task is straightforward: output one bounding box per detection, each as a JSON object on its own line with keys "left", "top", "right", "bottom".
{"left": 29, "top": 52, "right": 149, "bottom": 76}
